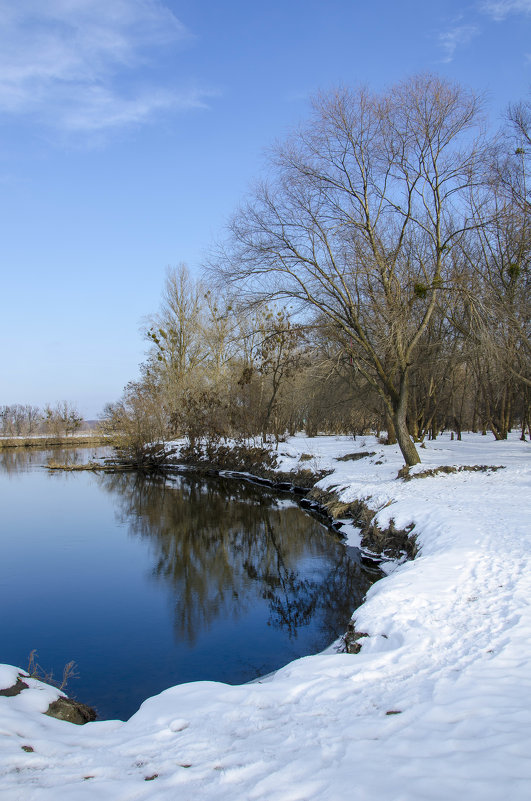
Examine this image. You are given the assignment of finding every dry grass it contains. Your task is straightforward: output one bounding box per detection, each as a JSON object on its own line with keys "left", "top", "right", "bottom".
{"left": 26, "top": 649, "right": 79, "bottom": 693}
{"left": 0, "top": 436, "right": 108, "bottom": 450}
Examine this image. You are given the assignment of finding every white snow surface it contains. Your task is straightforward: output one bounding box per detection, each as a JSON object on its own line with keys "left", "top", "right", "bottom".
{"left": 1, "top": 432, "right": 530, "bottom": 800}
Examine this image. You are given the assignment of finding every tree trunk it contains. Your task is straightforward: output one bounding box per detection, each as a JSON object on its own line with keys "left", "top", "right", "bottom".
{"left": 385, "top": 413, "right": 397, "bottom": 445}
{"left": 392, "top": 371, "right": 421, "bottom": 466}
{"left": 393, "top": 407, "right": 421, "bottom": 466}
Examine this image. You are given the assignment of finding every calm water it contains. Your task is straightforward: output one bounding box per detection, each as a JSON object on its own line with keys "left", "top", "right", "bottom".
{"left": 0, "top": 447, "right": 374, "bottom": 720}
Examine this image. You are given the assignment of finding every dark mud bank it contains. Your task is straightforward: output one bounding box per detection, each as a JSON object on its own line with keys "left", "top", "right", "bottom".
{"left": 0, "top": 674, "right": 97, "bottom": 725}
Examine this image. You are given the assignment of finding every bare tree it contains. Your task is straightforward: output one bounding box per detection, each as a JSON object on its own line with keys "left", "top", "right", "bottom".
{"left": 145, "top": 264, "right": 208, "bottom": 385}
{"left": 42, "top": 401, "right": 83, "bottom": 437}
{"left": 24, "top": 405, "right": 41, "bottom": 435}
{"left": 213, "top": 75, "right": 488, "bottom": 464}
{"left": 100, "top": 379, "right": 171, "bottom": 466}
{"left": 453, "top": 98, "right": 531, "bottom": 439}
{"left": 252, "top": 307, "right": 305, "bottom": 442}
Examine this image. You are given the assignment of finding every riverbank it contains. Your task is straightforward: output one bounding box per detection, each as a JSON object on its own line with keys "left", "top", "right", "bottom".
{"left": 0, "top": 435, "right": 108, "bottom": 449}
{"left": 162, "top": 445, "right": 416, "bottom": 565}
{"left": 1, "top": 432, "right": 530, "bottom": 800}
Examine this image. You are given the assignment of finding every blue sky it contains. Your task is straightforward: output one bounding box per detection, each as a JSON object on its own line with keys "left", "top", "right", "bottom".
{"left": 1, "top": 0, "right": 530, "bottom": 418}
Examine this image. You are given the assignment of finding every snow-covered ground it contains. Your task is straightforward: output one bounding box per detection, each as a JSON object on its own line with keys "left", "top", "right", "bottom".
{"left": 1, "top": 432, "right": 530, "bottom": 800}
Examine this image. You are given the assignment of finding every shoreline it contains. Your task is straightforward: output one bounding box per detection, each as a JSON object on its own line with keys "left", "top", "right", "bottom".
{"left": 0, "top": 435, "right": 109, "bottom": 449}
{"left": 162, "top": 460, "right": 412, "bottom": 568}
{"left": 1, "top": 432, "right": 530, "bottom": 800}
{"left": 3, "top": 442, "right": 406, "bottom": 722}
{"left": 44, "top": 445, "right": 416, "bottom": 567}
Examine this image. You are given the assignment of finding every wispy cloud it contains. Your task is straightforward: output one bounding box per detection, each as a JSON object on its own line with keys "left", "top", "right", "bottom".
{"left": 479, "top": 1, "right": 531, "bottom": 20}
{"left": 438, "top": 24, "right": 479, "bottom": 62}
{"left": 0, "top": 0, "right": 208, "bottom": 136}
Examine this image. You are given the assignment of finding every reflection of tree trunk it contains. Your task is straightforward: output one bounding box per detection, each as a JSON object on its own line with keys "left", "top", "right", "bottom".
{"left": 262, "top": 519, "right": 320, "bottom": 636}
{"left": 265, "top": 520, "right": 296, "bottom": 635}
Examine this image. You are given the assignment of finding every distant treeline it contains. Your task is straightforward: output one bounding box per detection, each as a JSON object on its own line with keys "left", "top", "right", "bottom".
{"left": 0, "top": 401, "right": 83, "bottom": 438}
{"left": 102, "top": 75, "right": 530, "bottom": 466}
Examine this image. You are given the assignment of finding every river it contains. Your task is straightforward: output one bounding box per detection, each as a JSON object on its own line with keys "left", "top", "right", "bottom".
{"left": 0, "top": 446, "right": 374, "bottom": 720}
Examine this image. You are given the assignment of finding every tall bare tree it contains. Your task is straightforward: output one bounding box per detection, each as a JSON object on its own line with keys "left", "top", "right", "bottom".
{"left": 454, "top": 96, "right": 531, "bottom": 438}
{"left": 213, "top": 75, "right": 488, "bottom": 464}
{"left": 146, "top": 264, "right": 207, "bottom": 385}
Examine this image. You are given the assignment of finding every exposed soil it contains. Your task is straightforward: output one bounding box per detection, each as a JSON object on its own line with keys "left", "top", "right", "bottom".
{"left": 398, "top": 464, "right": 504, "bottom": 481}
{"left": 0, "top": 675, "right": 97, "bottom": 725}
{"left": 307, "top": 487, "right": 418, "bottom": 560}
{"left": 343, "top": 622, "right": 369, "bottom": 654}
{"left": 45, "top": 697, "right": 97, "bottom": 725}
{"left": 0, "top": 676, "right": 29, "bottom": 696}
{"left": 335, "top": 451, "right": 377, "bottom": 462}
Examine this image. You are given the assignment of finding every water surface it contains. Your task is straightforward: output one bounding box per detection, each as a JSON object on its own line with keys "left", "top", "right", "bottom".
{"left": 0, "top": 447, "right": 374, "bottom": 720}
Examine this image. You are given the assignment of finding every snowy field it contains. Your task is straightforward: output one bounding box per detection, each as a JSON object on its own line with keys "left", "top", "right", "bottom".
{"left": 1, "top": 432, "right": 530, "bottom": 800}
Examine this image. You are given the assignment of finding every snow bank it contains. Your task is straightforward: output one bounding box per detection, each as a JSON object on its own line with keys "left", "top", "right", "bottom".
{"left": 1, "top": 432, "right": 530, "bottom": 800}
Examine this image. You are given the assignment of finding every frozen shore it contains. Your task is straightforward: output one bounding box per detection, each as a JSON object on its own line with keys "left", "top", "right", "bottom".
{"left": 1, "top": 432, "right": 530, "bottom": 800}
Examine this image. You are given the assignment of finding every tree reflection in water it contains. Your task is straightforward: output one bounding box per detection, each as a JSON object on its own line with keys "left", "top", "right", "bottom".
{"left": 96, "top": 471, "right": 375, "bottom": 648}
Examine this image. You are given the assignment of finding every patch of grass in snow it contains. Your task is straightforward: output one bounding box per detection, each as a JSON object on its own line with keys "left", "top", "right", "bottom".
{"left": 401, "top": 464, "right": 504, "bottom": 481}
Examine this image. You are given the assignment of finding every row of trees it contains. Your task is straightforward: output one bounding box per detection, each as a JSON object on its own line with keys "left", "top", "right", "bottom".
{"left": 104, "top": 75, "right": 529, "bottom": 466}
{"left": 0, "top": 402, "right": 83, "bottom": 438}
